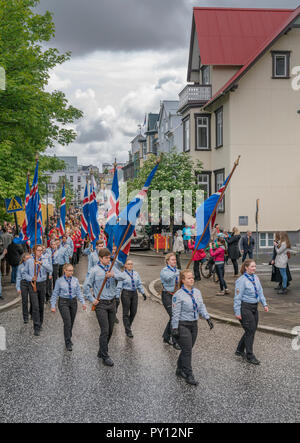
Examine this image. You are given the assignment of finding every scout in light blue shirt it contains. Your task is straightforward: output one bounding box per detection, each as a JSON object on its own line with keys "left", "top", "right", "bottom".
{"left": 84, "top": 262, "right": 125, "bottom": 303}
{"left": 115, "top": 270, "right": 145, "bottom": 299}
{"left": 56, "top": 243, "right": 71, "bottom": 266}
{"left": 23, "top": 255, "right": 53, "bottom": 283}
{"left": 16, "top": 262, "right": 27, "bottom": 292}
{"left": 234, "top": 273, "right": 267, "bottom": 317}
{"left": 172, "top": 287, "right": 210, "bottom": 329}
{"left": 50, "top": 275, "right": 85, "bottom": 309}
{"left": 160, "top": 265, "right": 180, "bottom": 293}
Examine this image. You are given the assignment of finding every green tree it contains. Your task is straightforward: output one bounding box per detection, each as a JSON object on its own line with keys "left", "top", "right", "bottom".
{"left": 0, "top": 0, "right": 83, "bottom": 200}
{"left": 53, "top": 177, "right": 74, "bottom": 212}
{"left": 127, "top": 151, "right": 203, "bottom": 230}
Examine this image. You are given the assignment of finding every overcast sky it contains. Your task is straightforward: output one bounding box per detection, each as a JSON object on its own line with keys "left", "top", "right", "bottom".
{"left": 36, "top": 0, "right": 300, "bottom": 171}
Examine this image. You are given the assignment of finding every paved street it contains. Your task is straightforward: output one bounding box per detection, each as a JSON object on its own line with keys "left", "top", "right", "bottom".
{"left": 0, "top": 256, "right": 299, "bottom": 423}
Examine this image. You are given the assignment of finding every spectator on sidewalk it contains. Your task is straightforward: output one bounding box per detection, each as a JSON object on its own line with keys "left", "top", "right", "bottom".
{"left": 0, "top": 227, "right": 13, "bottom": 276}
{"left": 241, "top": 231, "right": 255, "bottom": 262}
{"left": 189, "top": 240, "right": 206, "bottom": 281}
{"left": 7, "top": 237, "right": 24, "bottom": 284}
{"left": 227, "top": 227, "right": 241, "bottom": 276}
{"left": 182, "top": 225, "right": 192, "bottom": 253}
{"left": 270, "top": 232, "right": 292, "bottom": 292}
{"left": 274, "top": 232, "right": 291, "bottom": 295}
{"left": 209, "top": 238, "right": 229, "bottom": 296}
{"left": 0, "top": 248, "right": 8, "bottom": 300}
{"left": 211, "top": 224, "right": 220, "bottom": 242}
{"left": 173, "top": 230, "right": 185, "bottom": 270}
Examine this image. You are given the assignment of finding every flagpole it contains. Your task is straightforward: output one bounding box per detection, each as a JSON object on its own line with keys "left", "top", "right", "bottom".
{"left": 186, "top": 156, "right": 241, "bottom": 270}
{"left": 91, "top": 222, "right": 132, "bottom": 312}
{"left": 33, "top": 155, "right": 39, "bottom": 292}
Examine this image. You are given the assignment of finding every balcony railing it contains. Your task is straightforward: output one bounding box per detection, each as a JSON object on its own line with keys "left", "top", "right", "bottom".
{"left": 178, "top": 84, "right": 212, "bottom": 111}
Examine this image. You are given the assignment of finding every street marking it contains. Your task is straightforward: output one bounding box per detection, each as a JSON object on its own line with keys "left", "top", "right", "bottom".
{"left": 0, "top": 327, "right": 6, "bottom": 351}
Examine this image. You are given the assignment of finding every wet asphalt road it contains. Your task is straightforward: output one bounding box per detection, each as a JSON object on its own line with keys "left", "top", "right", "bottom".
{"left": 0, "top": 257, "right": 299, "bottom": 423}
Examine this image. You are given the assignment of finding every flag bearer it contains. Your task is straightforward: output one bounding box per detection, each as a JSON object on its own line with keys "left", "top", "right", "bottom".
{"left": 50, "top": 264, "right": 86, "bottom": 351}
{"left": 84, "top": 248, "right": 125, "bottom": 367}
{"left": 16, "top": 252, "right": 32, "bottom": 323}
{"left": 172, "top": 269, "right": 214, "bottom": 386}
{"left": 234, "top": 259, "right": 269, "bottom": 365}
{"left": 160, "top": 253, "right": 181, "bottom": 350}
{"left": 23, "top": 245, "right": 53, "bottom": 336}
{"left": 115, "top": 258, "right": 146, "bottom": 338}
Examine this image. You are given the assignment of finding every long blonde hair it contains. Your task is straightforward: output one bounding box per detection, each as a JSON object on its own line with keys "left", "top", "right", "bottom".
{"left": 279, "top": 232, "right": 291, "bottom": 249}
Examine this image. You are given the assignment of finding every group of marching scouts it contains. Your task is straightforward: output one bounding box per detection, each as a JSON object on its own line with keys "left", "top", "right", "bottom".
{"left": 16, "top": 228, "right": 268, "bottom": 387}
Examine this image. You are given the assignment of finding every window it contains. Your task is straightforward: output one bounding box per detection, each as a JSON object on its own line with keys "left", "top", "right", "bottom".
{"left": 259, "top": 232, "right": 275, "bottom": 248}
{"left": 272, "top": 51, "right": 290, "bottom": 79}
{"left": 196, "top": 115, "right": 210, "bottom": 150}
{"left": 239, "top": 216, "right": 248, "bottom": 227}
{"left": 215, "top": 107, "right": 223, "bottom": 148}
{"left": 202, "top": 66, "right": 210, "bottom": 85}
{"left": 78, "top": 176, "right": 81, "bottom": 183}
{"left": 70, "top": 176, "right": 73, "bottom": 182}
{"left": 183, "top": 118, "right": 190, "bottom": 152}
{"left": 214, "top": 169, "right": 225, "bottom": 212}
{"left": 197, "top": 173, "right": 211, "bottom": 200}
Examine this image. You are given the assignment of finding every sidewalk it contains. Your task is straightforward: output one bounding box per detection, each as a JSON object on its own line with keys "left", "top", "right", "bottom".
{"left": 0, "top": 274, "right": 21, "bottom": 312}
{"left": 151, "top": 269, "right": 300, "bottom": 338}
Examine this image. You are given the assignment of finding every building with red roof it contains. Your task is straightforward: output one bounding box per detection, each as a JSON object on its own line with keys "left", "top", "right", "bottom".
{"left": 179, "top": 6, "right": 300, "bottom": 247}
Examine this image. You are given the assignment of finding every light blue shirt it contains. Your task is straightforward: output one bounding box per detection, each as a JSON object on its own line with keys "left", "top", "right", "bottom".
{"left": 115, "top": 270, "right": 145, "bottom": 299}
{"left": 160, "top": 266, "right": 180, "bottom": 293}
{"left": 84, "top": 263, "right": 125, "bottom": 303}
{"left": 16, "top": 263, "right": 26, "bottom": 292}
{"left": 56, "top": 244, "right": 71, "bottom": 266}
{"left": 234, "top": 274, "right": 267, "bottom": 317}
{"left": 46, "top": 247, "right": 60, "bottom": 266}
{"left": 66, "top": 237, "right": 74, "bottom": 255}
{"left": 23, "top": 256, "right": 53, "bottom": 283}
{"left": 172, "top": 287, "right": 210, "bottom": 329}
{"left": 50, "top": 276, "right": 85, "bottom": 309}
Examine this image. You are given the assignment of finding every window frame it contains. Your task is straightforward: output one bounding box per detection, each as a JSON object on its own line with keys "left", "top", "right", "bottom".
{"left": 259, "top": 232, "right": 275, "bottom": 249}
{"left": 271, "top": 51, "right": 291, "bottom": 79}
{"left": 183, "top": 117, "right": 190, "bottom": 153}
{"left": 215, "top": 106, "right": 223, "bottom": 149}
{"left": 195, "top": 113, "right": 211, "bottom": 151}
{"left": 197, "top": 171, "right": 212, "bottom": 200}
{"left": 201, "top": 65, "right": 211, "bottom": 85}
{"left": 214, "top": 168, "right": 225, "bottom": 213}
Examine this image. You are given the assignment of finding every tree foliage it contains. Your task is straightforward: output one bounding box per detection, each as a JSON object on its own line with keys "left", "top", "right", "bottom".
{"left": 0, "top": 0, "right": 83, "bottom": 200}
{"left": 126, "top": 151, "right": 203, "bottom": 227}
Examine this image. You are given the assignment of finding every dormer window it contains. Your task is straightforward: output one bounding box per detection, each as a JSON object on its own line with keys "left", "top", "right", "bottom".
{"left": 201, "top": 66, "right": 210, "bottom": 85}
{"left": 272, "top": 51, "right": 291, "bottom": 79}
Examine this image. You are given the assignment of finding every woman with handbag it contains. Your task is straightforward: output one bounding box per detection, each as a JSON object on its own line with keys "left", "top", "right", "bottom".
{"left": 274, "top": 232, "right": 291, "bottom": 294}
{"left": 270, "top": 232, "right": 292, "bottom": 292}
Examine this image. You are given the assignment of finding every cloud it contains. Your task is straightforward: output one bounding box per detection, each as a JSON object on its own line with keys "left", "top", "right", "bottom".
{"left": 76, "top": 118, "right": 111, "bottom": 144}
{"left": 36, "top": 0, "right": 191, "bottom": 56}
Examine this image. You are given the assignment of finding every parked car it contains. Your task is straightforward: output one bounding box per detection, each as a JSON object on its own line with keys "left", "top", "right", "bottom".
{"left": 130, "top": 225, "right": 151, "bottom": 250}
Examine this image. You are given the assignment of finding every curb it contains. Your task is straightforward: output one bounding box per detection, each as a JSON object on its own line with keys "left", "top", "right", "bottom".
{"left": 0, "top": 296, "right": 21, "bottom": 312}
{"left": 148, "top": 279, "right": 297, "bottom": 339}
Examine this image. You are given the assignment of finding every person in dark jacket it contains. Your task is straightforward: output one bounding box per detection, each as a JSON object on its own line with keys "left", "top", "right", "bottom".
{"left": 241, "top": 231, "right": 255, "bottom": 262}
{"left": 7, "top": 238, "right": 24, "bottom": 284}
{"left": 227, "top": 227, "right": 241, "bottom": 276}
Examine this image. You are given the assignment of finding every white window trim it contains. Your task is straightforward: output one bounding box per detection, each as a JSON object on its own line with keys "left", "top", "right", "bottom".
{"left": 196, "top": 117, "right": 209, "bottom": 150}
{"left": 274, "top": 54, "right": 288, "bottom": 78}
{"left": 259, "top": 232, "right": 275, "bottom": 248}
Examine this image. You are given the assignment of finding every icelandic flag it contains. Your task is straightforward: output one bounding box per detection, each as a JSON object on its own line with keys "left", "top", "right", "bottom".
{"left": 26, "top": 161, "right": 43, "bottom": 246}
{"left": 59, "top": 183, "right": 66, "bottom": 237}
{"left": 105, "top": 167, "right": 119, "bottom": 252}
{"left": 114, "top": 164, "right": 159, "bottom": 265}
{"left": 18, "top": 176, "right": 30, "bottom": 243}
{"left": 89, "top": 181, "right": 100, "bottom": 246}
{"left": 195, "top": 175, "right": 229, "bottom": 250}
{"left": 81, "top": 183, "right": 90, "bottom": 240}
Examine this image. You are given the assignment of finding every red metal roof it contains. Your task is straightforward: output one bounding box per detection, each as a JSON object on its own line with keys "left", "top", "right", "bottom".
{"left": 203, "top": 6, "right": 300, "bottom": 109}
{"left": 194, "top": 7, "right": 294, "bottom": 66}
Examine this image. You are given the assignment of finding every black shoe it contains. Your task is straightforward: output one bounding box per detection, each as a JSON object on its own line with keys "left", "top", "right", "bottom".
{"left": 173, "top": 342, "right": 181, "bottom": 351}
{"left": 115, "top": 317, "right": 119, "bottom": 324}
{"left": 126, "top": 331, "right": 134, "bottom": 338}
{"left": 66, "top": 344, "right": 73, "bottom": 352}
{"left": 103, "top": 357, "right": 114, "bottom": 367}
{"left": 163, "top": 338, "right": 173, "bottom": 345}
{"left": 0, "top": 296, "right": 4, "bottom": 300}
{"left": 185, "top": 375, "right": 199, "bottom": 386}
{"left": 274, "top": 286, "right": 282, "bottom": 291}
{"left": 24, "top": 319, "right": 29, "bottom": 324}
{"left": 277, "top": 289, "right": 287, "bottom": 294}
{"left": 235, "top": 350, "right": 245, "bottom": 357}
{"left": 34, "top": 330, "right": 40, "bottom": 337}
{"left": 245, "top": 357, "right": 260, "bottom": 365}
{"left": 176, "top": 368, "right": 187, "bottom": 379}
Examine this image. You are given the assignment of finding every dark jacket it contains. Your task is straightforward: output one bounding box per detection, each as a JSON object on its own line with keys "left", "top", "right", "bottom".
{"left": 241, "top": 235, "right": 255, "bottom": 252}
{"left": 227, "top": 235, "right": 241, "bottom": 260}
{"left": 7, "top": 242, "right": 24, "bottom": 267}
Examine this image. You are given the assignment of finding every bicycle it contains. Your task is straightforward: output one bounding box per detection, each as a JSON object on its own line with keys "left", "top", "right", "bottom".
{"left": 200, "top": 256, "right": 219, "bottom": 283}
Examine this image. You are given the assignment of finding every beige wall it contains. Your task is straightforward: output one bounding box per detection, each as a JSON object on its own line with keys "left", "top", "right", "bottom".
{"left": 226, "top": 28, "right": 300, "bottom": 232}
{"left": 211, "top": 66, "right": 240, "bottom": 96}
